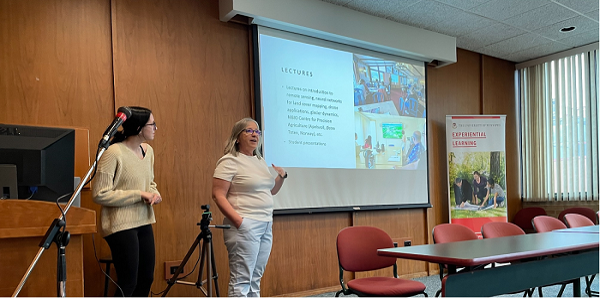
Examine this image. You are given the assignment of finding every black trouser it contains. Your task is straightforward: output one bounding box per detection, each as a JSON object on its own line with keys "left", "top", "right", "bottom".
{"left": 105, "top": 225, "right": 155, "bottom": 297}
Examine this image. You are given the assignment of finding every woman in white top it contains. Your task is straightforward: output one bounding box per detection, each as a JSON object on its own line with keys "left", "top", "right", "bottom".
{"left": 212, "top": 118, "right": 287, "bottom": 297}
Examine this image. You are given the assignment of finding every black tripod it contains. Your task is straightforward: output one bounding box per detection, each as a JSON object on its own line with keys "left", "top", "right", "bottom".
{"left": 162, "top": 205, "right": 229, "bottom": 297}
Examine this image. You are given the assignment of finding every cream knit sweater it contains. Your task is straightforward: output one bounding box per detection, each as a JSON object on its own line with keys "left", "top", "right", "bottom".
{"left": 92, "top": 142, "right": 159, "bottom": 236}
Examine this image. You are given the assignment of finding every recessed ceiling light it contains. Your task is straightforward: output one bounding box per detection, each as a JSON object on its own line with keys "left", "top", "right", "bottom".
{"left": 560, "top": 26, "right": 576, "bottom": 33}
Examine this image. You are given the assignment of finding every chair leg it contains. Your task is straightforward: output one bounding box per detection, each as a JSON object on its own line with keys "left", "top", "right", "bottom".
{"left": 585, "top": 275, "right": 599, "bottom": 297}
{"left": 423, "top": 291, "right": 428, "bottom": 297}
{"left": 435, "top": 289, "right": 441, "bottom": 297}
{"left": 102, "top": 259, "right": 112, "bottom": 297}
{"left": 538, "top": 286, "right": 543, "bottom": 297}
{"left": 335, "top": 290, "right": 343, "bottom": 297}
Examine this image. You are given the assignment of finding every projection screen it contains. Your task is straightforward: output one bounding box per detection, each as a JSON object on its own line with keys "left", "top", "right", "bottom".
{"left": 254, "top": 26, "right": 430, "bottom": 214}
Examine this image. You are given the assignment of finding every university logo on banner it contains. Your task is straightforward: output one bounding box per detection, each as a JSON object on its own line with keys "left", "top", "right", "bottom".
{"left": 446, "top": 115, "right": 507, "bottom": 236}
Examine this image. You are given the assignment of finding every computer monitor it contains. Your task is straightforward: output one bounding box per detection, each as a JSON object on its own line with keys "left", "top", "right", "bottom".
{"left": 0, "top": 124, "right": 75, "bottom": 202}
{"left": 0, "top": 164, "right": 18, "bottom": 199}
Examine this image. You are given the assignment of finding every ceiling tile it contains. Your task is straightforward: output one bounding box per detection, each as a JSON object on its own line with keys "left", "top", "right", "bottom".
{"left": 317, "top": 0, "right": 598, "bottom": 62}
{"left": 504, "top": 3, "right": 578, "bottom": 31}
{"left": 485, "top": 33, "right": 555, "bottom": 54}
{"left": 557, "top": 27, "right": 600, "bottom": 47}
{"left": 422, "top": 10, "right": 496, "bottom": 37}
{"left": 584, "top": 9, "right": 599, "bottom": 21}
{"left": 345, "top": 0, "right": 418, "bottom": 19}
{"left": 534, "top": 15, "right": 599, "bottom": 40}
{"left": 457, "top": 23, "right": 526, "bottom": 50}
{"left": 434, "top": 0, "right": 491, "bottom": 10}
{"left": 468, "top": 0, "right": 550, "bottom": 21}
{"left": 320, "top": 0, "right": 354, "bottom": 6}
{"left": 504, "top": 41, "right": 572, "bottom": 62}
{"left": 553, "top": 0, "right": 599, "bottom": 14}
{"left": 477, "top": 46, "right": 513, "bottom": 60}
{"left": 386, "top": 1, "right": 460, "bottom": 28}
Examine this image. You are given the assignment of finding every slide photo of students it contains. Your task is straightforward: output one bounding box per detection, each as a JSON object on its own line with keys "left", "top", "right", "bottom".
{"left": 448, "top": 151, "right": 507, "bottom": 219}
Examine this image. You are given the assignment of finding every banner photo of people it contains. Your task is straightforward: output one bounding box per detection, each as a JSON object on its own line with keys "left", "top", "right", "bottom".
{"left": 446, "top": 115, "right": 507, "bottom": 236}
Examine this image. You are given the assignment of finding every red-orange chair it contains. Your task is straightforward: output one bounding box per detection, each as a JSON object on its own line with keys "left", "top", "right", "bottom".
{"left": 432, "top": 223, "right": 479, "bottom": 243}
{"left": 481, "top": 222, "right": 525, "bottom": 238}
{"left": 563, "top": 213, "right": 598, "bottom": 296}
{"left": 432, "top": 224, "right": 479, "bottom": 297}
{"left": 564, "top": 213, "right": 595, "bottom": 228}
{"left": 481, "top": 222, "right": 534, "bottom": 297}
{"left": 532, "top": 215, "right": 567, "bottom": 233}
{"left": 512, "top": 207, "right": 547, "bottom": 233}
{"left": 558, "top": 207, "right": 597, "bottom": 224}
{"left": 532, "top": 215, "right": 573, "bottom": 297}
{"left": 335, "top": 226, "right": 427, "bottom": 297}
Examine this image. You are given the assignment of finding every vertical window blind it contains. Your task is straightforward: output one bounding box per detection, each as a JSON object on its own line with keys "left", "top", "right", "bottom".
{"left": 520, "top": 48, "right": 599, "bottom": 201}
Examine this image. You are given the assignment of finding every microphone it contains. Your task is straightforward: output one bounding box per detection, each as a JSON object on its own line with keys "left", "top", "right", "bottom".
{"left": 99, "top": 106, "right": 132, "bottom": 148}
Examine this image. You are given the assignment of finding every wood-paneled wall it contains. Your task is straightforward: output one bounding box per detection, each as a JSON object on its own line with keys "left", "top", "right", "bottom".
{"left": 0, "top": 0, "right": 519, "bottom": 296}
{"left": 482, "top": 56, "right": 521, "bottom": 220}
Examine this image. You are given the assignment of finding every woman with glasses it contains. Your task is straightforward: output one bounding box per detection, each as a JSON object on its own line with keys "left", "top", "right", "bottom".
{"left": 92, "top": 106, "right": 162, "bottom": 297}
{"left": 212, "top": 117, "right": 287, "bottom": 297}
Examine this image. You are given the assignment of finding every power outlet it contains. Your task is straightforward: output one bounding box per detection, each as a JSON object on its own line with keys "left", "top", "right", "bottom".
{"left": 164, "top": 260, "right": 184, "bottom": 280}
{"left": 404, "top": 240, "right": 412, "bottom": 246}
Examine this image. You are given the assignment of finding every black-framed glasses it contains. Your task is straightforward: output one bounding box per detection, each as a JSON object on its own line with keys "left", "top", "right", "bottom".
{"left": 242, "top": 129, "right": 261, "bottom": 136}
{"left": 145, "top": 122, "right": 157, "bottom": 129}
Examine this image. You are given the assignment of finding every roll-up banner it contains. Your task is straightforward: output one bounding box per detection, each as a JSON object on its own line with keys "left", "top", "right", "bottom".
{"left": 446, "top": 115, "right": 507, "bottom": 236}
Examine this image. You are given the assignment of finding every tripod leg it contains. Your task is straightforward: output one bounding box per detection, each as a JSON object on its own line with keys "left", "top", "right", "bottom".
{"left": 197, "top": 238, "right": 208, "bottom": 293}
{"left": 209, "top": 238, "right": 221, "bottom": 297}
{"left": 162, "top": 232, "right": 203, "bottom": 297}
{"left": 207, "top": 239, "right": 213, "bottom": 297}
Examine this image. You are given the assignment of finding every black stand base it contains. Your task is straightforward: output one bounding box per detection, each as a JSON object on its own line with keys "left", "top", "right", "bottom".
{"left": 162, "top": 205, "right": 229, "bottom": 297}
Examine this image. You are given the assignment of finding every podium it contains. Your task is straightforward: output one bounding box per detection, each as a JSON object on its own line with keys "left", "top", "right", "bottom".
{"left": 0, "top": 200, "right": 96, "bottom": 297}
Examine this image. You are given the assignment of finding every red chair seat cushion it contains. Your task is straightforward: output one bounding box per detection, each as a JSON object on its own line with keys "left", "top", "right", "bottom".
{"left": 347, "top": 277, "right": 426, "bottom": 296}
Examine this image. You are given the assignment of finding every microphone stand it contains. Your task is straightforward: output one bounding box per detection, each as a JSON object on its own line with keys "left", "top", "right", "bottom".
{"left": 12, "top": 139, "right": 111, "bottom": 297}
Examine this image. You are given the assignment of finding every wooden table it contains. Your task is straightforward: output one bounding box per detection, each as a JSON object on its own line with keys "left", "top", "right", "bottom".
{"left": 378, "top": 232, "right": 599, "bottom": 297}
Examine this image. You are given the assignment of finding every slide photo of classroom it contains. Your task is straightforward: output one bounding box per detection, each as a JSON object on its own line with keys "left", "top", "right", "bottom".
{"left": 448, "top": 151, "right": 507, "bottom": 219}
{"left": 354, "top": 112, "right": 426, "bottom": 170}
{"left": 353, "top": 54, "right": 426, "bottom": 118}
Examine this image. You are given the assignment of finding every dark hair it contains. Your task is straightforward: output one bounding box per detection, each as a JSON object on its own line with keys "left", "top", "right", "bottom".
{"left": 455, "top": 177, "right": 461, "bottom": 184}
{"left": 110, "top": 106, "right": 152, "bottom": 144}
{"left": 488, "top": 178, "right": 495, "bottom": 185}
{"left": 473, "top": 171, "right": 481, "bottom": 176}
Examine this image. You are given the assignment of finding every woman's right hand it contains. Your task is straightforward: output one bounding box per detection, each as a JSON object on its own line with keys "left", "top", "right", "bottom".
{"left": 233, "top": 216, "right": 243, "bottom": 229}
{"left": 141, "top": 191, "right": 162, "bottom": 205}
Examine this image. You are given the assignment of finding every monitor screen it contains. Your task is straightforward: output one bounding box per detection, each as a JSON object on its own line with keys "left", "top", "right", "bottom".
{"left": 382, "top": 123, "right": 404, "bottom": 139}
{"left": 0, "top": 124, "right": 75, "bottom": 202}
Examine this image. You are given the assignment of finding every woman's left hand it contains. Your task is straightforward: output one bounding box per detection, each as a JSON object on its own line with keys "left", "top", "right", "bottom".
{"left": 272, "top": 164, "right": 286, "bottom": 178}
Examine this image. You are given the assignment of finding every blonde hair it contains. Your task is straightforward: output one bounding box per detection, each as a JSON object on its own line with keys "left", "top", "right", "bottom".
{"left": 223, "top": 118, "right": 263, "bottom": 158}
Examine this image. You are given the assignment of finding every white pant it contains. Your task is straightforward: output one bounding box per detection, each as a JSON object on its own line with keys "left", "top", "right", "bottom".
{"left": 223, "top": 217, "right": 273, "bottom": 297}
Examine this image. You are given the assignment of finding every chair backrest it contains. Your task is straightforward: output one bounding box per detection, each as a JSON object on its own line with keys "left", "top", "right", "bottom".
{"left": 563, "top": 213, "right": 595, "bottom": 228}
{"left": 512, "top": 207, "right": 547, "bottom": 232}
{"left": 432, "top": 223, "right": 478, "bottom": 244}
{"left": 532, "top": 215, "right": 567, "bottom": 233}
{"left": 336, "top": 226, "right": 396, "bottom": 272}
{"left": 558, "top": 207, "right": 597, "bottom": 224}
{"left": 481, "top": 222, "right": 525, "bottom": 238}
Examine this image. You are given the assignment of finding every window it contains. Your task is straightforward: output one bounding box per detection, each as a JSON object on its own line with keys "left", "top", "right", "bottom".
{"left": 519, "top": 48, "right": 599, "bottom": 201}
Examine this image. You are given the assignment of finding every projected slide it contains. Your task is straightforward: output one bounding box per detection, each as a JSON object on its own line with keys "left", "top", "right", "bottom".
{"left": 257, "top": 27, "right": 429, "bottom": 212}
{"left": 260, "top": 35, "right": 426, "bottom": 170}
